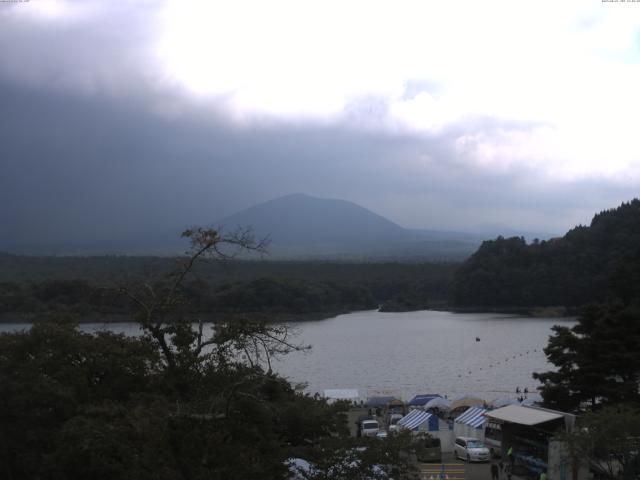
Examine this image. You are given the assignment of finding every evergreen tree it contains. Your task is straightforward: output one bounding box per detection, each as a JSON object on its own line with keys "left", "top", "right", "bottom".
{"left": 534, "top": 303, "right": 640, "bottom": 411}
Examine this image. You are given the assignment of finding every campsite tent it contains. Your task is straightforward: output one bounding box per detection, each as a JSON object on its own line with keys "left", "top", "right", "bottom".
{"left": 398, "top": 409, "right": 455, "bottom": 453}
{"left": 450, "top": 394, "right": 485, "bottom": 411}
{"left": 520, "top": 395, "right": 542, "bottom": 406}
{"left": 490, "top": 397, "right": 519, "bottom": 408}
{"left": 408, "top": 394, "right": 441, "bottom": 407}
{"left": 453, "top": 406, "right": 487, "bottom": 441}
{"left": 425, "top": 397, "right": 452, "bottom": 411}
{"left": 397, "top": 410, "right": 439, "bottom": 432}
{"left": 387, "top": 398, "right": 406, "bottom": 415}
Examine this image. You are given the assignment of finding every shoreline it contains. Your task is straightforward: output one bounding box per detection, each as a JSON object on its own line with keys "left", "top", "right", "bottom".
{"left": 0, "top": 310, "right": 352, "bottom": 324}
{"left": 0, "top": 304, "right": 578, "bottom": 324}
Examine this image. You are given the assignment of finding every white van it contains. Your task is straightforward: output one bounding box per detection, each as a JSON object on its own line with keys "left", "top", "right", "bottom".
{"left": 454, "top": 436, "right": 490, "bottom": 462}
{"left": 359, "top": 419, "right": 380, "bottom": 437}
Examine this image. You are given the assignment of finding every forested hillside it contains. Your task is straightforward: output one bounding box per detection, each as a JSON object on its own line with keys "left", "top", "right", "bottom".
{"left": 452, "top": 199, "right": 640, "bottom": 308}
{"left": 0, "top": 256, "right": 456, "bottom": 320}
{"left": 0, "top": 230, "right": 418, "bottom": 479}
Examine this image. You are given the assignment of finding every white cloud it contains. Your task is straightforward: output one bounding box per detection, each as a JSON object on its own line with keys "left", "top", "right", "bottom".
{"left": 154, "top": 0, "right": 640, "bottom": 180}
{"left": 2, "top": 0, "right": 640, "bottom": 184}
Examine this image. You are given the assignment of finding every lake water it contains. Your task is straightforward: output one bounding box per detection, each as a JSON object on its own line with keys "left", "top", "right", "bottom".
{"left": 274, "top": 310, "right": 574, "bottom": 401}
{"left": 0, "top": 310, "right": 574, "bottom": 402}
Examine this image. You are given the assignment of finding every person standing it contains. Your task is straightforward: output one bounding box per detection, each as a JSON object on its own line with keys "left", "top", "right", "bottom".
{"left": 491, "top": 462, "right": 499, "bottom": 480}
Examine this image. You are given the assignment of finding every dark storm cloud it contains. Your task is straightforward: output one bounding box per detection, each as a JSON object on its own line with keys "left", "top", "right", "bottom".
{"left": 1, "top": 77, "right": 636, "bottom": 253}
{"left": 0, "top": 2, "right": 637, "bottom": 252}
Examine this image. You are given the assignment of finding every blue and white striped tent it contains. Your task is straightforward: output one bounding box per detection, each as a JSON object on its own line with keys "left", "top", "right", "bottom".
{"left": 455, "top": 407, "right": 487, "bottom": 428}
{"left": 397, "top": 409, "right": 439, "bottom": 432}
{"left": 453, "top": 407, "right": 487, "bottom": 440}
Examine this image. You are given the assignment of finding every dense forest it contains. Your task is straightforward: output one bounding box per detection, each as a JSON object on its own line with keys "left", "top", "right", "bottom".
{"left": 4, "top": 199, "right": 640, "bottom": 320}
{"left": 452, "top": 199, "right": 640, "bottom": 309}
{"left": 3, "top": 209, "right": 640, "bottom": 478}
{"left": 0, "top": 255, "right": 456, "bottom": 321}
{"left": 0, "top": 230, "right": 419, "bottom": 479}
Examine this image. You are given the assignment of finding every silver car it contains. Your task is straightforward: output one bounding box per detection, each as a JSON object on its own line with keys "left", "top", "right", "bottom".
{"left": 454, "top": 436, "right": 490, "bottom": 462}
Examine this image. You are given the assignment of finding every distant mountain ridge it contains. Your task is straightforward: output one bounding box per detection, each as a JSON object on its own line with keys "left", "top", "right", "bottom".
{"left": 1, "top": 193, "right": 524, "bottom": 260}
{"left": 219, "top": 193, "right": 407, "bottom": 246}
{"left": 216, "top": 193, "right": 484, "bottom": 260}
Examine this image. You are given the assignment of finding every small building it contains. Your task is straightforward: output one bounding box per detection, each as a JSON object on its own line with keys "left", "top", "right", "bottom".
{"left": 453, "top": 406, "right": 487, "bottom": 441}
{"left": 485, "top": 405, "right": 588, "bottom": 480}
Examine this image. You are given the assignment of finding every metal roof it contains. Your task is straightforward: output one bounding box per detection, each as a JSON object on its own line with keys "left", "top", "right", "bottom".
{"left": 398, "top": 409, "right": 432, "bottom": 431}
{"left": 484, "top": 405, "right": 563, "bottom": 426}
{"left": 454, "top": 406, "right": 487, "bottom": 429}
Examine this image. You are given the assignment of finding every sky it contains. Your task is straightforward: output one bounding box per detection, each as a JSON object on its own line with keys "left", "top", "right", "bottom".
{"left": 1, "top": 0, "right": 639, "bottom": 251}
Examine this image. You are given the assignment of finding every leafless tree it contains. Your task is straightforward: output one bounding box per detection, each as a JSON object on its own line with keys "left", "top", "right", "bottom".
{"left": 117, "top": 227, "right": 308, "bottom": 373}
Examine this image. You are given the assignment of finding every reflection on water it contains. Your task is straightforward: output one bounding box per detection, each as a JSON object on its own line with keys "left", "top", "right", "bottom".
{"left": 0, "top": 310, "right": 574, "bottom": 401}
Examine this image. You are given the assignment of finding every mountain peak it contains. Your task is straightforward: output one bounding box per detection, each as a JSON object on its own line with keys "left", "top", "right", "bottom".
{"left": 219, "top": 194, "right": 404, "bottom": 246}
{"left": 216, "top": 194, "right": 480, "bottom": 259}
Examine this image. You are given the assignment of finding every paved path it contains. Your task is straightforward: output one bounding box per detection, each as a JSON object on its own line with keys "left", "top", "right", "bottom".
{"left": 419, "top": 453, "right": 492, "bottom": 480}
{"left": 420, "top": 462, "right": 466, "bottom": 480}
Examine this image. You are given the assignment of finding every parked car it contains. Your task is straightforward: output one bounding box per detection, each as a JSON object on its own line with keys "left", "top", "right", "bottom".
{"left": 414, "top": 435, "right": 442, "bottom": 463}
{"left": 357, "top": 415, "right": 380, "bottom": 437}
{"left": 388, "top": 413, "right": 404, "bottom": 433}
{"left": 454, "top": 436, "right": 490, "bottom": 462}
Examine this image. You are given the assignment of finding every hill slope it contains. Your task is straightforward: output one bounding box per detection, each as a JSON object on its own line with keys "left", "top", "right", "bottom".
{"left": 217, "top": 193, "right": 482, "bottom": 259}
{"left": 452, "top": 199, "right": 640, "bottom": 308}
{"left": 219, "top": 193, "right": 408, "bottom": 247}
{"left": 0, "top": 193, "right": 483, "bottom": 259}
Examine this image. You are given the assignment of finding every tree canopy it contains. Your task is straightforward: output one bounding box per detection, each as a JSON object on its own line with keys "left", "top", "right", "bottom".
{"left": 452, "top": 199, "right": 640, "bottom": 308}
{"left": 0, "top": 228, "right": 417, "bottom": 479}
{"left": 533, "top": 303, "right": 640, "bottom": 412}
{"left": 560, "top": 405, "right": 640, "bottom": 480}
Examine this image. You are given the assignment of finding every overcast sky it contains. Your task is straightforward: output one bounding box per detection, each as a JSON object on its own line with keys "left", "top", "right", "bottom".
{"left": 1, "top": 0, "right": 639, "bottom": 249}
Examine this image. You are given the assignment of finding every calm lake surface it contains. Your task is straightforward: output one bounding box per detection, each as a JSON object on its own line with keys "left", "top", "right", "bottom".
{"left": 274, "top": 310, "right": 575, "bottom": 401}
{"left": 0, "top": 310, "right": 574, "bottom": 402}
